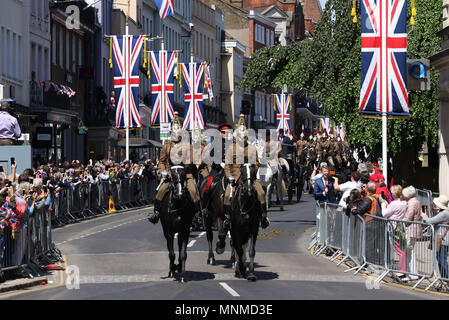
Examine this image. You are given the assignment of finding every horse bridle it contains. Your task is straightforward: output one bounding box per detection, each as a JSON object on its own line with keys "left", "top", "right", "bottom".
{"left": 234, "top": 164, "right": 257, "bottom": 216}
{"left": 170, "top": 165, "right": 186, "bottom": 199}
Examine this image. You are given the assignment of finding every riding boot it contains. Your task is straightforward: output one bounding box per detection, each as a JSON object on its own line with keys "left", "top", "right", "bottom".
{"left": 148, "top": 199, "right": 161, "bottom": 224}
{"left": 223, "top": 204, "right": 232, "bottom": 232}
{"left": 260, "top": 203, "right": 270, "bottom": 229}
{"left": 193, "top": 202, "right": 203, "bottom": 226}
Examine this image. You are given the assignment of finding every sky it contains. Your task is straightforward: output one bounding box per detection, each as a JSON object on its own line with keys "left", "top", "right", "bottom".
{"left": 320, "top": 0, "right": 327, "bottom": 10}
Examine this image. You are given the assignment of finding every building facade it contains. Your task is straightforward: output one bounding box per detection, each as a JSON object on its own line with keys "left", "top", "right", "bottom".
{"left": 43, "top": 1, "right": 100, "bottom": 162}
{"left": 0, "top": 0, "right": 31, "bottom": 132}
{"left": 85, "top": 0, "right": 125, "bottom": 162}
{"left": 192, "top": 0, "right": 225, "bottom": 128}
{"left": 221, "top": 39, "right": 245, "bottom": 124}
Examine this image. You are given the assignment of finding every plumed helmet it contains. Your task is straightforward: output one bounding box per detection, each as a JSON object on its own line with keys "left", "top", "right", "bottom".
{"left": 234, "top": 114, "right": 247, "bottom": 139}
{"left": 171, "top": 112, "right": 182, "bottom": 133}
{"left": 191, "top": 129, "right": 202, "bottom": 144}
{"left": 170, "top": 112, "right": 182, "bottom": 140}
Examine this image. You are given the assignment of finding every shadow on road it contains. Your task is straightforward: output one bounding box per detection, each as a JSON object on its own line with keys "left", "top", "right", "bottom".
{"left": 269, "top": 219, "right": 316, "bottom": 225}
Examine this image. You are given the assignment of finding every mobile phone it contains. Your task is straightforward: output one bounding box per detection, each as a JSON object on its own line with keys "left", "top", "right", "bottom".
{"left": 422, "top": 205, "right": 427, "bottom": 213}
{"left": 0, "top": 166, "right": 3, "bottom": 172}
{"left": 10, "top": 157, "right": 15, "bottom": 165}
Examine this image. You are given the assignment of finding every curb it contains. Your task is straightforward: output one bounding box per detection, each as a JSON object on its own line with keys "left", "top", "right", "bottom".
{"left": 0, "top": 276, "right": 48, "bottom": 294}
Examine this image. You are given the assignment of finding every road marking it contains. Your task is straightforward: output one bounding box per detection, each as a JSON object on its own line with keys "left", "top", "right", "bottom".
{"left": 199, "top": 231, "right": 206, "bottom": 237}
{"left": 187, "top": 240, "right": 196, "bottom": 247}
{"left": 219, "top": 282, "right": 240, "bottom": 297}
{"left": 55, "top": 217, "right": 148, "bottom": 245}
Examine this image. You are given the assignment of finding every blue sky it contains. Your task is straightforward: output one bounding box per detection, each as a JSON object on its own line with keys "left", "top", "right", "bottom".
{"left": 320, "top": 0, "right": 327, "bottom": 9}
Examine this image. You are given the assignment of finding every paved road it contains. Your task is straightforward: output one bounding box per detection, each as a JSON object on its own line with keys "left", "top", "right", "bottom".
{"left": 0, "top": 194, "right": 446, "bottom": 300}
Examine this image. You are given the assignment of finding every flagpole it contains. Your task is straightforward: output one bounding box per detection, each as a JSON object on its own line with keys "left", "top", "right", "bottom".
{"left": 382, "top": 112, "right": 387, "bottom": 185}
{"left": 125, "top": 0, "right": 130, "bottom": 161}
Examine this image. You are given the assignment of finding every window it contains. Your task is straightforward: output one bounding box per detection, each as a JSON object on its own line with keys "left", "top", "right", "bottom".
{"left": 255, "top": 24, "right": 265, "bottom": 44}
{"left": 72, "top": 36, "right": 76, "bottom": 72}
{"left": 66, "top": 32, "right": 70, "bottom": 70}
{"left": 79, "top": 38, "right": 82, "bottom": 66}
{"left": 59, "top": 26, "right": 63, "bottom": 68}
{"left": 271, "top": 30, "right": 274, "bottom": 46}
{"left": 1, "top": 27, "right": 5, "bottom": 77}
{"left": 266, "top": 28, "right": 270, "bottom": 46}
{"left": 44, "top": 48, "right": 49, "bottom": 80}
{"left": 52, "top": 24, "right": 56, "bottom": 65}
{"left": 12, "top": 33, "right": 16, "bottom": 81}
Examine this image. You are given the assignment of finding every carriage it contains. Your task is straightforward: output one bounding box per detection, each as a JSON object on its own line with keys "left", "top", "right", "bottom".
{"left": 279, "top": 143, "right": 303, "bottom": 203}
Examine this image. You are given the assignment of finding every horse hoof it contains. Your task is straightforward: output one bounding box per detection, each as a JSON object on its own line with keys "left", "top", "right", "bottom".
{"left": 168, "top": 271, "right": 174, "bottom": 278}
{"left": 232, "top": 262, "right": 236, "bottom": 269}
{"left": 207, "top": 257, "right": 216, "bottom": 265}
{"left": 280, "top": 207, "right": 284, "bottom": 211}
{"left": 234, "top": 271, "right": 243, "bottom": 279}
{"left": 216, "top": 246, "right": 225, "bottom": 255}
{"left": 180, "top": 277, "right": 187, "bottom": 283}
{"left": 247, "top": 273, "right": 257, "bottom": 282}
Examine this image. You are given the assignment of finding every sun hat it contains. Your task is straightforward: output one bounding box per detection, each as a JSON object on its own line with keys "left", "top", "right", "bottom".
{"left": 433, "top": 195, "right": 449, "bottom": 211}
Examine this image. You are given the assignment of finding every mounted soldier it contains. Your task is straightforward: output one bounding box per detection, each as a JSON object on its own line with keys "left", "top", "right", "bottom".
{"left": 223, "top": 115, "right": 269, "bottom": 231}
{"left": 148, "top": 112, "right": 202, "bottom": 224}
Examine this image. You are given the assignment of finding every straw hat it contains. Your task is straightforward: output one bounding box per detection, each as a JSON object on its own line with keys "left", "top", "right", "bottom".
{"left": 433, "top": 195, "right": 449, "bottom": 211}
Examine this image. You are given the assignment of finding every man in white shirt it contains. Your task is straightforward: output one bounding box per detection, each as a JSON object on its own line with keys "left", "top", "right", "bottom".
{"left": 333, "top": 171, "right": 361, "bottom": 208}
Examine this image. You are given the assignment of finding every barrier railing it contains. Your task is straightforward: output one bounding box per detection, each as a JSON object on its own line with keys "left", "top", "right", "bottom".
{"left": 312, "top": 202, "right": 449, "bottom": 292}
{"left": 0, "top": 176, "right": 158, "bottom": 283}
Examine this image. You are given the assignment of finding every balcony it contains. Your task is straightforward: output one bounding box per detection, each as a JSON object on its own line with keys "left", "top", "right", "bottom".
{"left": 85, "top": 87, "right": 115, "bottom": 127}
{"left": 30, "top": 80, "right": 76, "bottom": 112}
{"left": 294, "top": 94, "right": 323, "bottom": 116}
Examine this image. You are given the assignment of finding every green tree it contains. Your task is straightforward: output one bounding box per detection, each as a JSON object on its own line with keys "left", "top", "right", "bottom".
{"left": 240, "top": 0, "right": 441, "bottom": 171}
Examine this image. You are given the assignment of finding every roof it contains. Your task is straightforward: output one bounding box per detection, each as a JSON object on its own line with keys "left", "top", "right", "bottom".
{"left": 302, "top": 0, "right": 322, "bottom": 25}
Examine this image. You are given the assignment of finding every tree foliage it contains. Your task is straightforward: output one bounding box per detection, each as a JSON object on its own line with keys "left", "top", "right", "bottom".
{"left": 241, "top": 0, "right": 442, "bottom": 159}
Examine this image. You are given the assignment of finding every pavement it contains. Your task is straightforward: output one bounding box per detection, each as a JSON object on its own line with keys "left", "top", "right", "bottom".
{"left": 0, "top": 193, "right": 448, "bottom": 300}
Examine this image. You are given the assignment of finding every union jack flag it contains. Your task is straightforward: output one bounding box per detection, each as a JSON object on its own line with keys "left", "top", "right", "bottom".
{"left": 275, "top": 94, "right": 291, "bottom": 135}
{"left": 181, "top": 62, "right": 205, "bottom": 131}
{"left": 359, "top": 0, "right": 409, "bottom": 117}
{"left": 0, "top": 202, "right": 16, "bottom": 227}
{"left": 155, "top": 0, "right": 174, "bottom": 20}
{"left": 112, "top": 35, "right": 144, "bottom": 128}
{"left": 150, "top": 51, "right": 176, "bottom": 127}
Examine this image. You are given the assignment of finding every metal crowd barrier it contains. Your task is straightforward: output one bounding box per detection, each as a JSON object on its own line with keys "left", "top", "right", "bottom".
{"left": 0, "top": 195, "right": 63, "bottom": 281}
{"left": 416, "top": 189, "right": 434, "bottom": 217}
{"left": 50, "top": 177, "right": 156, "bottom": 229}
{"left": 312, "top": 203, "right": 449, "bottom": 292}
{"left": 0, "top": 176, "right": 157, "bottom": 282}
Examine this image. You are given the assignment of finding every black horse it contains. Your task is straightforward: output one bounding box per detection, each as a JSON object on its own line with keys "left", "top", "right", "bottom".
{"left": 159, "top": 165, "right": 195, "bottom": 283}
{"left": 229, "top": 164, "right": 261, "bottom": 281}
{"left": 199, "top": 170, "right": 236, "bottom": 266}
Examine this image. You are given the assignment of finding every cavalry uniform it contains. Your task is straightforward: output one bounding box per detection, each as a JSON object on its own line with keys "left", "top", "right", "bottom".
{"left": 148, "top": 113, "right": 201, "bottom": 224}
{"left": 295, "top": 134, "right": 309, "bottom": 165}
{"left": 155, "top": 140, "right": 200, "bottom": 203}
{"left": 315, "top": 135, "right": 325, "bottom": 158}
{"left": 222, "top": 115, "right": 269, "bottom": 230}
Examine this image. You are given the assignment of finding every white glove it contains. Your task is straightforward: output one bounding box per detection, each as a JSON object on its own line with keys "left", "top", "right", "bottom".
{"left": 162, "top": 170, "right": 168, "bottom": 178}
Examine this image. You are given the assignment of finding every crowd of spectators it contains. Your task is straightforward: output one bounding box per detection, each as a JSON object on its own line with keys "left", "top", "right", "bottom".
{"left": 0, "top": 156, "right": 158, "bottom": 277}
{"left": 312, "top": 159, "right": 449, "bottom": 284}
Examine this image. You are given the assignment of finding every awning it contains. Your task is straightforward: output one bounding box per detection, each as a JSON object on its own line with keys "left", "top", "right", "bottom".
{"left": 118, "top": 137, "right": 163, "bottom": 148}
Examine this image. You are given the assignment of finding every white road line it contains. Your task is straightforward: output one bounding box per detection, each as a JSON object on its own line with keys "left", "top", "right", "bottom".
{"left": 219, "top": 282, "right": 240, "bottom": 297}
{"left": 187, "top": 240, "right": 196, "bottom": 247}
{"left": 199, "top": 232, "right": 206, "bottom": 237}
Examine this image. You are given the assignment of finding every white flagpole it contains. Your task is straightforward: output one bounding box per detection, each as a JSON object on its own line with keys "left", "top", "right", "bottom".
{"left": 381, "top": 0, "right": 387, "bottom": 184}
{"left": 191, "top": 46, "right": 194, "bottom": 131}
{"left": 125, "top": 0, "right": 130, "bottom": 161}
